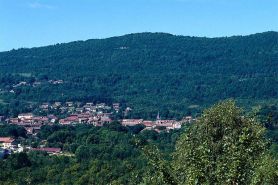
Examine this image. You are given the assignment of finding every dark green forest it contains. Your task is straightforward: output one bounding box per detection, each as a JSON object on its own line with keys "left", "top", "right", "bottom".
{"left": 0, "top": 101, "right": 278, "bottom": 184}
{"left": 0, "top": 121, "right": 183, "bottom": 184}
{"left": 0, "top": 31, "right": 277, "bottom": 118}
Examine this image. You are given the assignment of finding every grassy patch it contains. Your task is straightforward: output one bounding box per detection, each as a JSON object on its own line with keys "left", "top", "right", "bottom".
{"left": 188, "top": 105, "right": 199, "bottom": 108}
{"left": 12, "top": 73, "right": 32, "bottom": 77}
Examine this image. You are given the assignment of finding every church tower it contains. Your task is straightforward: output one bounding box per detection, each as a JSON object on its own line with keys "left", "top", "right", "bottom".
{"left": 156, "top": 111, "right": 162, "bottom": 124}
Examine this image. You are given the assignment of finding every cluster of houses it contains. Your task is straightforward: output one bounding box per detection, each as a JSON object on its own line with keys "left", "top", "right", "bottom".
{"left": 0, "top": 136, "right": 62, "bottom": 158}
{"left": 0, "top": 100, "right": 197, "bottom": 158}
{"left": 0, "top": 137, "right": 17, "bottom": 149}
{"left": 0, "top": 102, "right": 126, "bottom": 138}
{"left": 11, "top": 81, "right": 44, "bottom": 91}
{"left": 60, "top": 113, "right": 112, "bottom": 126}
{"left": 59, "top": 112, "right": 193, "bottom": 132}
{"left": 60, "top": 109, "right": 194, "bottom": 133}
{"left": 1, "top": 101, "right": 195, "bottom": 137}
{"left": 121, "top": 113, "right": 193, "bottom": 133}
{"left": 0, "top": 113, "right": 194, "bottom": 158}
{"left": 0, "top": 137, "right": 18, "bottom": 159}
{"left": 8, "top": 80, "right": 65, "bottom": 93}
{"left": 39, "top": 101, "right": 123, "bottom": 115}
{"left": 39, "top": 102, "right": 124, "bottom": 125}
{"left": 4, "top": 113, "right": 57, "bottom": 137}
{"left": 13, "top": 80, "right": 65, "bottom": 88}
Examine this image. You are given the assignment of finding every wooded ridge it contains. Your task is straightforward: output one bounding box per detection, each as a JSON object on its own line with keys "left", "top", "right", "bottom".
{"left": 0, "top": 31, "right": 277, "bottom": 118}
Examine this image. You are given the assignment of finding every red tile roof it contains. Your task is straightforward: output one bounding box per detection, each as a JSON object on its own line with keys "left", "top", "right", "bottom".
{"left": 122, "top": 119, "right": 143, "bottom": 126}
{"left": 0, "top": 137, "right": 12, "bottom": 142}
{"left": 5, "top": 139, "right": 16, "bottom": 143}
{"left": 143, "top": 121, "right": 154, "bottom": 127}
{"left": 156, "top": 123, "right": 173, "bottom": 127}
{"left": 155, "top": 129, "right": 161, "bottom": 133}
{"left": 101, "top": 118, "right": 112, "bottom": 122}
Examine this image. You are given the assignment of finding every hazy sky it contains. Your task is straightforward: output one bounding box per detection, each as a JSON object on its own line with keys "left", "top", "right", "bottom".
{"left": 1, "top": 0, "right": 277, "bottom": 52}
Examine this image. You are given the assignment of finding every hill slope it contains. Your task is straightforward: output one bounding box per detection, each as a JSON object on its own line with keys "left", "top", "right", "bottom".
{"left": 0, "top": 31, "right": 277, "bottom": 118}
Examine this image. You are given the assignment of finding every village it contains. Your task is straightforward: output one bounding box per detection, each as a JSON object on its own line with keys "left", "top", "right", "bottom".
{"left": 0, "top": 101, "right": 195, "bottom": 158}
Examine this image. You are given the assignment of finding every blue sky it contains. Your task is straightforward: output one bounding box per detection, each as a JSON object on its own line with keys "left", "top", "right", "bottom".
{"left": 0, "top": 0, "right": 277, "bottom": 52}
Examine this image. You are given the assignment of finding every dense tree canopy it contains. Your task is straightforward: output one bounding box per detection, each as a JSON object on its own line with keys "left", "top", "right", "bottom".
{"left": 0, "top": 124, "right": 27, "bottom": 138}
{"left": 1, "top": 101, "right": 278, "bottom": 184}
{"left": 144, "top": 100, "right": 278, "bottom": 184}
{"left": 0, "top": 121, "right": 182, "bottom": 184}
{"left": 0, "top": 32, "right": 277, "bottom": 118}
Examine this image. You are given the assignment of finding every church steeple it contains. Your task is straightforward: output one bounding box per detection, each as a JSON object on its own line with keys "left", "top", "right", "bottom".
{"left": 156, "top": 111, "right": 162, "bottom": 125}
{"left": 156, "top": 111, "right": 160, "bottom": 120}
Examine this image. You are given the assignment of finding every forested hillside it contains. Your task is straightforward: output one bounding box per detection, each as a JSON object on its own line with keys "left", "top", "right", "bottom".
{"left": 1, "top": 101, "right": 277, "bottom": 184}
{"left": 0, "top": 121, "right": 183, "bottom": 184}
{"left": 0, "top": 31, "right": 277, "bottom": 118}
